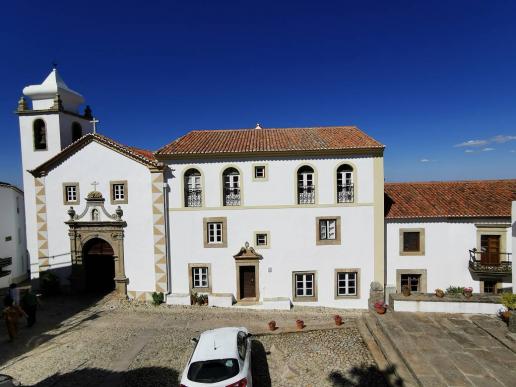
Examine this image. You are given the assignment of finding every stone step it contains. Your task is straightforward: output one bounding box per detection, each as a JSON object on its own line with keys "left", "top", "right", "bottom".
{"left": 362, "top": 314, "right": 420, "bottom": 387}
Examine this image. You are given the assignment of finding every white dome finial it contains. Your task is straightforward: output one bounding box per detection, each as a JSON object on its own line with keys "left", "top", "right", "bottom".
{"left": 255, "top": 123, "right": 262, "bottom": 129}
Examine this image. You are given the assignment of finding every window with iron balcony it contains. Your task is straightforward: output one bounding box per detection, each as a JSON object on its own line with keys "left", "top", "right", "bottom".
{"left": 184, "top": 168, "right": 202, "bottom": 207}
{"left": 337, "top": 164, "right": 354, "bottom": 203}
{"left": 297, "top": 165, "right": 315, "bottom": 204}
{"left": 223, "top": 167, "right": 241, "bottom": 206}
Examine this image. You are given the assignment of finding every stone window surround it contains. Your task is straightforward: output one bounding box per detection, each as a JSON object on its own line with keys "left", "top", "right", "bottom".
{"left": 252, "top": 164, "right": 268, "bottom": 181}
{"left": 203, "top": 217, "right": 228, "bottom": 248}
{"left": 396, "top": 269, "right": 427, "bottom": 293}
{"left": 334, "top": 268, "right": 361, "bottom": 299}
{"left": 334, "top": 161, "right": 358, "bottom": 205}
{"left": 292, "top": 270, "right": 318, "bottom": 302}
{"left": 316, "top": 216, "right": 341, "bottom": 245}
{"left": 475, "top": 226, "right": 507, "bottom": 254}
{"left": 62, "top": 182, "right": 80, "bottom": 205}
{"left": 399, "top": 228, "right": 425, "bottom": 256}
{"left": 188, "top": 263, "right": 212, "bottom": 293}
{"left": 253, "top": 231, "right": 271, "bottom": 249}
{"left": 110, "top": 180, "right": 128, "bottom": 205}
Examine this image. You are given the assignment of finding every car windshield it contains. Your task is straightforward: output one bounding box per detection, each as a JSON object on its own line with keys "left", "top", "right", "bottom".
{"left": 187, "top": 358, "right": 240, "bottom": 383}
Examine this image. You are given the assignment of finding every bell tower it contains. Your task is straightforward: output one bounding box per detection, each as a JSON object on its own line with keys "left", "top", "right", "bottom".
{"left": 16, "top": 68, "right": 95, "bottom": 280}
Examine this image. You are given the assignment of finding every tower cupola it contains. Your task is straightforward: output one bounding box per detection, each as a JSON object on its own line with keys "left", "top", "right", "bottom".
{"left": 22, "top": 68, "right": 85, "bottom": 113}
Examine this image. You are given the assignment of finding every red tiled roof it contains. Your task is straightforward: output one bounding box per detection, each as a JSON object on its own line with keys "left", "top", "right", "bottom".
{"left": 156, "top": 126, "right": 384, "bottom": 157}
{"left": 385, "top": 180, "right": 516, "bottom": 219}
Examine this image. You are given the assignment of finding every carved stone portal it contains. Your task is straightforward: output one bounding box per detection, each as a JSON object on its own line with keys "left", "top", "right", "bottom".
{"left": 66, "top": 191, "right": 128, "bottom": 295}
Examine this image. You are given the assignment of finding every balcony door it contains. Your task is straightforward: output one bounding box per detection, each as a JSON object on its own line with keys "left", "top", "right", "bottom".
{"left": 480, "top": 235, "right": 500, "bottom": 265}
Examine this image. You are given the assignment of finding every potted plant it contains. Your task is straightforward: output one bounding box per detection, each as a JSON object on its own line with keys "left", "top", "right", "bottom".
{"left": 463, "top": 287, "right": 473, "bottom": 298}
{"left": 498, "top": 307, "right": 510, "bottom": 323}
{"left": 296, "top": 319, "right": 305, "bottom": 330}
{"left": 501, "top": 293, "right": 516, "bottom": 332}
{"left": 334, "top": 315, "right": 343, "bottom": 326}
{"left": 190, "top": 291, "right": 198, "bottom": 306}
{"left": 435, "top": 289, "right": 445, "bottom": 298}
{"left": 374, "top": 301, "right": 386, "bottom": 314}
{"left": 268, "top": 320, "right": 277, "bottom": 331}
{"left": 401, "top": 285, "right": 411, "bottom": 297}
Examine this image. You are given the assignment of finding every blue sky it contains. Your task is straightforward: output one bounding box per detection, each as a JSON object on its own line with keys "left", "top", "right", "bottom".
{"left": 1, "top": 0, "right": 516, "bottom": 188}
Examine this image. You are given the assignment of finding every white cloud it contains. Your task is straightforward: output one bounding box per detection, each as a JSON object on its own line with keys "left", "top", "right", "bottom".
{"left": 510, "top": 150, "right": 515, "bottom": 153}
{"left": 420, "top": 158, "right": 430, "bottom": 162}
{"left": 491, "top": 135, "right": 516, "bottom": 143}
{"left": 464, "top": 149, "right": 475, "bottom": 153}
{"left": 482, "top": 147, "right": 495, "bottom": 152}
{"left": 454, "top": 139, "right": 488, "bottom": 147}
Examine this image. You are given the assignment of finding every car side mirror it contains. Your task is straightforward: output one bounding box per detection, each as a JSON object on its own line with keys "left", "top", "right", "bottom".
{"left": 190, "top": 338, "right": 198, "bottom": 345}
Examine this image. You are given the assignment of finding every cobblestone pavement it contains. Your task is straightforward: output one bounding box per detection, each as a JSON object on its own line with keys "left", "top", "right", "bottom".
{"left": 0, "top": 295, "right": 389, "bottom": 386}
{"left": 370, "top": 312, "right": 516, "bottom": 387}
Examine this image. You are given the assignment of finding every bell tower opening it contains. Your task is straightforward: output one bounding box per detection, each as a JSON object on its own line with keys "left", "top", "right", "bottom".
{"left": 82, "top": 238, "right": 115, "bottom": 294}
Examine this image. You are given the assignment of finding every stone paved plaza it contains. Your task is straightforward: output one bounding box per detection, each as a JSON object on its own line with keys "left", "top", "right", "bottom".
{"left": 0, "top": 295, "right": 388, "bottom": 386}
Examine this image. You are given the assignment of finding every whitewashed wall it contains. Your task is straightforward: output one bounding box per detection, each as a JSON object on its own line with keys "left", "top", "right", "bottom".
{"left": 167, "top": 155, "right": 379, "bottom": 308}
{"left": 42, "top": 141, "right": 156, "bottom": 293}
{"left": 0, "top": 186, "right": 28, "bottom": 288}
{"left": 512, "top": 202, "right": 515, "bottom": 290}
{"left": 386, "top": 219, "right": 513, "bottom": 293}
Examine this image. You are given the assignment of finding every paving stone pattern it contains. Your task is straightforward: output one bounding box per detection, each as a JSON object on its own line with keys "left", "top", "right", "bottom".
{"left": 0, "top": 295, "right": 386, "bottom": 386}
{"left": 375, "top": 312, "right": 516, "bottom": 386}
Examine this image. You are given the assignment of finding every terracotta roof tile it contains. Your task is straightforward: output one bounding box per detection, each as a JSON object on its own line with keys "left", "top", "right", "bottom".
{"left": 156, "top": 126, "right": 383, "bottom": 156}
{"left": 385, "top": 180, "right": 516, "bottom": 219}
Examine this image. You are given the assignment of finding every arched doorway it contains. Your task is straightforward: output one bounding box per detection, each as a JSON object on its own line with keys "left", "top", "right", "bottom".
{"left": 82, "top": 238, "right": 115, "bottom": 293}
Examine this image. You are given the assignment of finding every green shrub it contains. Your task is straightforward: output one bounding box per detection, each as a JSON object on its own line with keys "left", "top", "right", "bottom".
{"left": 39, "top": 271, "right": 61, "bottom": 296}
{"left": 152, "top": 292, "right": 164, "bottom": 306}
{"left": 445, "top": 286, "right": 465, "bottom": 295}
{"left": 501, "top": 293, "right": 516, "bottom": 310}
{"left": 190, "top": 291, "right": 198, "bottom": 305}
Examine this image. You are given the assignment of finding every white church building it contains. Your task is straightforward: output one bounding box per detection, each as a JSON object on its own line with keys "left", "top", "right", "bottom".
{"left": 15, "top": 69, "right": 515, "bottom": 309}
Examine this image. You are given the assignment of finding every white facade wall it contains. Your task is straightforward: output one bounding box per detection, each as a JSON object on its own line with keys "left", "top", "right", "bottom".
{"left": 40, "top": 142, "right": 156, "bottom": 293}
{"left": 167, "top": 156, "right": 380, "bottom": 309}
{"left": 18, "top": 112, "right": 93, "bottom": 280}
{"left": 0, "top": 186, "right": 28, "bottom": 288}
{"left": 386, "top": 219, "right": 512, "bottom": 293}
{"left": 512, "top": 201, "right": 516, "bottom": 290}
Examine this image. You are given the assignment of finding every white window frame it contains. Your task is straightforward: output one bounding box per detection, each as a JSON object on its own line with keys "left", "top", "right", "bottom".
{"left": 207, "top": 222, "right": 223, "bottom": 244}
{"left": 192, "top": 267, "right": 209, "bottom": 288}
{"left": 256, "top": 233, "right": 267, "bottom": 246}
{"left": 254, "top": 166, "right": 266, "bottom": 179}
{"left": 319, "top": 219, "right": 337, "bottom": 240}
{"left": 337, "top": 272, "right": 357, "bottom": 296}
{"left": 113, "top": 184, "right": 125, "bottom": 201}
{"left": 295, "top": 273, "right": 315, "bottom": 297}
{"left": 66, "top": 185, "right": 77, "bottom": 202}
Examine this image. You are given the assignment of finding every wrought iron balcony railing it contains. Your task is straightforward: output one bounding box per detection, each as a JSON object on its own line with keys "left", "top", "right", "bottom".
{"left": 224, "top": 187, "right": 241, "bottom": 206}
{"left": 468, "top": 249, "right": 512, "bottom": 274}
{"left": 337, "top": 183, "right": 354, "bottom": 203}
{"left": 185, "top": 188, "right": 202, "bottom": 207}
{"left": 298, "top": 185, "right": 316, "bottom": 204}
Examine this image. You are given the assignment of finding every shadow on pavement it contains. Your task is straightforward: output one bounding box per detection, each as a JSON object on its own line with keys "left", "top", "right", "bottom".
{"left": 328, "top": 364, "right": 403, "bottom": 387}
{"left": 0, "top": 293, "right": 107, "bottom": 367}
{"left": 31, "top": 367, "right": 180, "bottom": 387}
{"left": 251, "top": 339, "right": 272, "bottom": 387}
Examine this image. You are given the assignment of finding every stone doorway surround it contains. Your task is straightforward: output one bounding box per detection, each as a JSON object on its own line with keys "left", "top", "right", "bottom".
{"left": 66, "top": 191, "right": 128, "bottom": 295}
{"left": 233, "top": 242, "right": 262, "bottom": 302}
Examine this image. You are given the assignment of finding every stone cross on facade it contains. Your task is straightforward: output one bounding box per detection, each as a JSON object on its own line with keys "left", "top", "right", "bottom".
{"left": 91, "top": 181, "right": 99, "bottom": 191}
{"left": 90, "top": 117, "right": 99, "bottom": 134}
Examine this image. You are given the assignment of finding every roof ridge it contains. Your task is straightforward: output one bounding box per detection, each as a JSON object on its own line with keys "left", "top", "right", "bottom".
{"left": 385, "top": 178, "right": 516, "bottom": 185}
{"left": 187, "top": 125, "right": 358, "bottom": 133}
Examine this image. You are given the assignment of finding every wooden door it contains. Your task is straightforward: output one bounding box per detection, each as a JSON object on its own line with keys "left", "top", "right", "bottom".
{"left": 480, "top": 235, "right": 500, "bottom": 265}
{"left": 240, "top": 266, "right": 256, "bottom": 299}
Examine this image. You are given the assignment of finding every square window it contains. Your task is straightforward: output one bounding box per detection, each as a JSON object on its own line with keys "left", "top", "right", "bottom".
{"left": 192, "top": 267, "right": 209, "bottom": 288}
{"left": 400, "top": 274, "right": 421, "bottom": 292}
{"left": 113, "top": 184, "right": 125, "bottom": 200}
{"left": 255, "top": 232, "right": 269, "bottom": 247}
{"left": 337, "top": 272, "right": 357, "bottom": 296}
{"left": 483, "top": 280, "right": 497, "bottom": 294}
{"left": 5, "top": 236, "right": 12, "bottom": 242}
{"left": 110, "top": 181, "right": 128, "bottom": 204}
{"left": 403, "top": 232, "right": 420, "bottom": 252}
{"left": 254, "top": 166, "right": 266, "bottom": 179}
{"left": 63, "top": 183, "right": 79, "bottom": 204}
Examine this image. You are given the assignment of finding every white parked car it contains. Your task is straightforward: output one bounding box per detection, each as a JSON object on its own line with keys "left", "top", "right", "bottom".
{"left": 180, "top": 327, "right": 253, "bottom": 387}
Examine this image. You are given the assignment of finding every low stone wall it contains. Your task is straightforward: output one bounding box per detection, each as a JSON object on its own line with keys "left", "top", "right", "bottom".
{"left": 389, "top": 293, "right": 503, "bottom": 314}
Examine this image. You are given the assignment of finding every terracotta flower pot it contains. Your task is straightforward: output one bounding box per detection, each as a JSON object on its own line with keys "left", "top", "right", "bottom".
{"left": 375, "top": 306, "right": 386, "bottom": 315}
{"left": 268, "top": 320, "right": 277, "bottom": 331}
{"left": 435, "top": 289, "right": 445, "bottom": 298}
{"left": 334, "top": 315, "right": 343, "bottom": 326}
{"left": 401, "top": 285, "right": 411, "bottom": 297}
{"left": 296, "top": 319, "right": 305, "bottom": 330}
{"left": 463, "top": 290, "right": 473, "bottom": 298}
{"left": 501, "top": 311, "right": 510, "bottom": 322}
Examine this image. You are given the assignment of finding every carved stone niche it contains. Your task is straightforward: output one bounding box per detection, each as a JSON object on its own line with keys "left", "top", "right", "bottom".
{"left": 65, "top": 191, "right": 128, "bottom": 296}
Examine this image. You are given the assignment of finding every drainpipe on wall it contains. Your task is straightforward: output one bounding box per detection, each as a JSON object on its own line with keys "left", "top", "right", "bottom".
{"left": 163, "top": 180, "right": 172, "bottom": 296}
